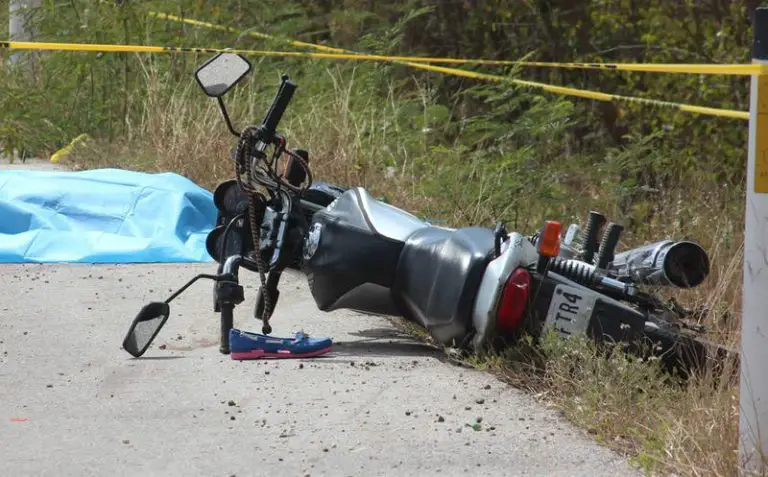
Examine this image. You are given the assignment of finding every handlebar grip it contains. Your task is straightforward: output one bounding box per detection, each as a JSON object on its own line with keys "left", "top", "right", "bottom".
{"left": 261, "top": 74, "right": 296, "bottom": 139}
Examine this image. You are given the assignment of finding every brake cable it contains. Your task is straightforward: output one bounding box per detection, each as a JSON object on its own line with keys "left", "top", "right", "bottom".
{"left": 232, "top": 126, "right": 313, "bottom": 334}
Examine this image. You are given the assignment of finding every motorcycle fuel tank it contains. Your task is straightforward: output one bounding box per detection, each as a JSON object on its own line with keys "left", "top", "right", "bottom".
{"left": 302, "top": 187, "right": 429, "bottom": 315}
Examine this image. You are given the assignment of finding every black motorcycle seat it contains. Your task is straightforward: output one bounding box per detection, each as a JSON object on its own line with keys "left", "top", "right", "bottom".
{"left": 392, "top": 226, "right": 495, "bottom": 344}
{"left": 353, "top": 188, "right": 429, "bottom": 243}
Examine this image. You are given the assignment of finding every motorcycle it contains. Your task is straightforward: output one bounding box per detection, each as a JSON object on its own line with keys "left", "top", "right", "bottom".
{"left": 122, "top": 52, "right": 732, "bottom": 378}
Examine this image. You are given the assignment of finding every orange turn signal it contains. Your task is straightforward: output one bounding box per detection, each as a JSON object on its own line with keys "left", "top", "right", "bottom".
{"left": 538, "top": 220, "right": 562, "bottom": 257}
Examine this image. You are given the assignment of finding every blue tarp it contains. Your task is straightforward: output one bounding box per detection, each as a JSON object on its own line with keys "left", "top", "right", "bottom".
{"left": 0, "top": 168, "right": 217, "bottom": 263}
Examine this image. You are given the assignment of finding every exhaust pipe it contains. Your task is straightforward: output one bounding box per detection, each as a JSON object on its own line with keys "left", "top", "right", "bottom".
{"left": 608, "top": 240, "right": 710, "bottom": 288}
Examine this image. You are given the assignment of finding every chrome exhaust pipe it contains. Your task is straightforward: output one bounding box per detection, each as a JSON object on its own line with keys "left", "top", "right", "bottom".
{"left": 608, "top": 240, "right": 710, "bottom": 288}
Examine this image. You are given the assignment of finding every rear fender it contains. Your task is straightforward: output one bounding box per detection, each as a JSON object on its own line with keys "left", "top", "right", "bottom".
{"left": 471, "top": 233, "right": 539, "bottom": 350}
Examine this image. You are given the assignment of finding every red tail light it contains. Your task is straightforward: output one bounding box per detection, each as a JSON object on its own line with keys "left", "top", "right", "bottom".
{"left": 496, "top": 267, "right": 531, "bottom": 331}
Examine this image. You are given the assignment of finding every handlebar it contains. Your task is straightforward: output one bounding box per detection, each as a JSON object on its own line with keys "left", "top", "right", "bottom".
{"left": 261, "top": 74, "right": 296, "bottom": 140}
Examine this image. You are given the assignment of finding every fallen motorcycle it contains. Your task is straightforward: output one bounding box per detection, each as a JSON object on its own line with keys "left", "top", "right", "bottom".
{"left": 122, "top": 52, "right": 732, "bottom": 378}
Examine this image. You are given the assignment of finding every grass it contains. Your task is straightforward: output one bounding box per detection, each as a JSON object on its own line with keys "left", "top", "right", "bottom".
{"left": 26, "top": 44, "right": 756, "bottom": 477}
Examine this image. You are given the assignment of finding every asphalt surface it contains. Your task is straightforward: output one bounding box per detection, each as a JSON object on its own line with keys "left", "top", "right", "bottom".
{"left": 0, "top": 159, "right": 643, "bottom": 477}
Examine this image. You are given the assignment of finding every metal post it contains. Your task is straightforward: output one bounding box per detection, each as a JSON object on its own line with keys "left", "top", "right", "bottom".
{"left": 740, "top": 6, "right": 768, "bottom": 473}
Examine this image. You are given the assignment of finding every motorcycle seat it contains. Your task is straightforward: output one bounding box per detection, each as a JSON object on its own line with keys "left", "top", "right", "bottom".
{"left": 393, "top": 226, "right": 495, "bottom": 345}
{"left": 351, "top": 188, "right": 429, "bottom": 242}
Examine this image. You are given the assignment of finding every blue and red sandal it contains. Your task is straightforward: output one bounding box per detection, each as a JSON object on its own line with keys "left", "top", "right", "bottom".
{"left": 229, "top": 329, "right": 333, "bottom": 360}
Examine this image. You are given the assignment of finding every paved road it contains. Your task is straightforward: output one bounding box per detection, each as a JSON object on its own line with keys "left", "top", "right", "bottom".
{"left": 0, "top": 160, "right": 642, "bottom": 477}
{"left": 0, "top": 156, "right": 64, "bottom": 170}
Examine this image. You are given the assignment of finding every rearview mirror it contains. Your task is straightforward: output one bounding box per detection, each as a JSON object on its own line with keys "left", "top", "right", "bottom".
{"left": 122, "top": 302, "right": 171, "bottom": 357}
{"left": 195, "top": 53, "right": 252, "bottom": 98}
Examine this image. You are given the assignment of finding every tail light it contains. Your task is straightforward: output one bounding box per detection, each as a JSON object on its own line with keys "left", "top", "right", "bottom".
{"left": 496, "top": 267, "right": 531, "bottom": 331}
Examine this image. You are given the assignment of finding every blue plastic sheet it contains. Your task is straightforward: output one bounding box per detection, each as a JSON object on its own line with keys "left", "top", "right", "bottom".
{"left": 0, "top": 168, "right": 217, "bottom": 263}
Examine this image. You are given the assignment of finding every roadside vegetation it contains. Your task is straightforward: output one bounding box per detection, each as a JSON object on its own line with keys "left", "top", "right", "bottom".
{"left": 0, "top": 1, "right": 760, "bottom": 475}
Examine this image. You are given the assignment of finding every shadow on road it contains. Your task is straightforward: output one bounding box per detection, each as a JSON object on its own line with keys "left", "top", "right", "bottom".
{"left": 332, "top": 340, "right": 441, "bottom": 358}
{"left": 129, "top": 356, "right": 187, "bottom": 361}
{"left": 322, "top": 326, "right": 445, "bottom": 360}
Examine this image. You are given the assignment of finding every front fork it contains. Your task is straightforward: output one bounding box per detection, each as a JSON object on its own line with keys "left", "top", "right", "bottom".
{"left": 213, "top": 254, "right": 283, "bottom": 354}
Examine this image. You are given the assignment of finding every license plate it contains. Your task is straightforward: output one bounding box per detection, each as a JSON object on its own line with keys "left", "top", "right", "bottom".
{"left": 544, "top": 284, "right": 597, "bottom": 337}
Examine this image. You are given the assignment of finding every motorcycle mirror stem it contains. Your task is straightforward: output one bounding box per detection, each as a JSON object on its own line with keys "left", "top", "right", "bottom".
{"left": 216, "top": 96, "right": 241, "bottom": 137}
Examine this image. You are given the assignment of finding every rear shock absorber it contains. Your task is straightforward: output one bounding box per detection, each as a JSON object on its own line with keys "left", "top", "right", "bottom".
{"left": 548, "top": 257, "right": 636, "bottom": 297}
{"left": 581, "top": 211, "right": 606, "bottom": 264}
{"left": 596, "top": 222, "right": 624, "bottom": 269}
{"left": 549, "top": 257, "right": 601, "bottom": 287}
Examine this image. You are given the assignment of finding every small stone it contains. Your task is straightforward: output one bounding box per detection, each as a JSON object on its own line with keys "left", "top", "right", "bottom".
{"left": 475, "top": 398, "right": 485, "bottom": 405}
{"left": 437, "top": 416, "right": 445, "bottom": 423}
{"left": 228, "top": 400, "right": 237, "bottom": 407}
{"left": 46, "top": 384, "right": 53, "bottom": 388}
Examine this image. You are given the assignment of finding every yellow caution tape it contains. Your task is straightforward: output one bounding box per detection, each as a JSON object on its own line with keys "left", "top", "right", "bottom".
{"left": 2, "top": 40, "right": 235, "bottom": 55}
{"left": 404, "top": 62, "right": 749, "bottom": 120}
{"left": 147, "top": 11, "right": 751, "bottom": 120}
{"left": 50, "top": 133, "right": 90, "bottom": 163}
{"left": 0, "top": 40, "right": 749, "bottom": 120}
{"left": 506, "top": 61, "right": 766, "bottom": 76}
{"left": 148, "top": 12, "right": 347, "bottom": 54}
{"left": 150, "top": 11, "right": 766, "bottom": 76}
